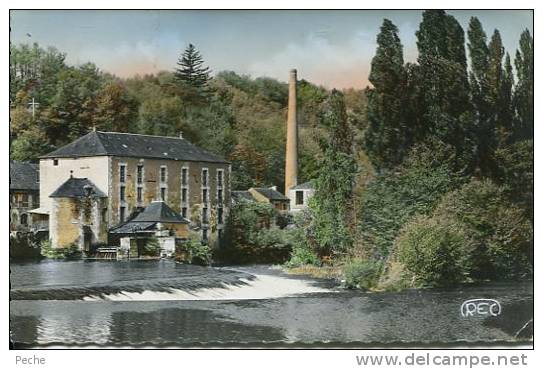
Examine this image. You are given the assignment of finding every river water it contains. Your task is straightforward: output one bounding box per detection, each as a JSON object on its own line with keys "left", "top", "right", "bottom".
{"left": 10, "top": 260, "right": 533, "bottom": 347}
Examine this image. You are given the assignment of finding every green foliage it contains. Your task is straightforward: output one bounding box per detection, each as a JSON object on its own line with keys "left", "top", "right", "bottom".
{"left": 396, "top": 216, "right": 468, "bottom": 287}
{"left": 432, "top": 179, "right": 533, "bottom": 279}
{"left": 310, "top": 90, "right": 357, "bottom": 256}
{"left": 40, "top": 240, "right": 82, "bottom": 259}
{"left": 182, "top": 235, "right": 212, "bottom": 266}
{"left": 343, "top": 260, "right": 383, "bottom": 290}
{"left": 218, "top": 200, "right": 291, "bottom": 264}
{"left": 142, "top": 236, "right": 160, "bottom": 256}
{"left": 358, "top": 140, "right": 465, "bottom": 260}
{"left": 10, "top": 233, "right": 42, "bottom": 260}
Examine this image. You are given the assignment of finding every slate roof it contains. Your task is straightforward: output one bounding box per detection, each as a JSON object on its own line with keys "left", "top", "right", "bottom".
{"left": 10, "top": 161, "right": 39, "bottom": 191}
{"left": 109, "top": 221, "right": 157, "bottom": 234}
{"left": 290, "top": 181, "right": 315, "bottom": 190}
{"left": 50, "top": 177, "right": 107, "bottom": 198}
{"left": 40, "top": 131, "right": 229, "bottom": 164}
{"left": 132, "top": 201, "right": 189, "bottom": 224}
{"left": 253, "top": 187, "right": 290, "bottom": 201}
{"left": 231, "top": 190, "right": 255, "bottom": 202}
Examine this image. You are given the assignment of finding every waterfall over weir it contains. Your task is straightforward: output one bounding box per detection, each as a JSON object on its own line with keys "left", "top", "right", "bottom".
{"left": 10, "top": 260, "right": 333, "bottom": 302}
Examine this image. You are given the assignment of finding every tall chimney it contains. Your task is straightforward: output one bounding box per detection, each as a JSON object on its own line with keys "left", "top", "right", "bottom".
{"left": 285, "top": 69, "right": 298, "bottom": 194}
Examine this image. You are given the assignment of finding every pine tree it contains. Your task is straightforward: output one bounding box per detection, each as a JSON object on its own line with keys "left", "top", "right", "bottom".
{"left": 364, "top": 19, "right": 410, "bottom": 169}
{"left": 513, "top": 29, "right": 534, "bottom": 141}
{"left": 310, "top": 90, "right": 357, "bottom": 256}
{"left": 174, "top": 44, "right": 211, "bottom": 91}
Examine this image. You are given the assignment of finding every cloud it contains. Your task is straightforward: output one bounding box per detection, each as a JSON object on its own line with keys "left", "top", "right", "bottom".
{"left": 246, "top": 31, "right": 377, "bottom": 89}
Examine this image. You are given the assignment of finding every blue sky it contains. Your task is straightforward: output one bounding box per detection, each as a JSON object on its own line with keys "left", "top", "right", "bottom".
{"left": 10, "top": 10, "right": 533, "bottom": 89}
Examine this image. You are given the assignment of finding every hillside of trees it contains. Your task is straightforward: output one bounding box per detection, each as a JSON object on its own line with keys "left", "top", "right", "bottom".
{"left": 10, "top": 10, "right": 533, "bottom": 289}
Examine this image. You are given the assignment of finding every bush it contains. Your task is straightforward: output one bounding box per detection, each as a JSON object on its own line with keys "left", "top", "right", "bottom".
{"left": 142, "top": 236, "right": 160, "bottom": 256}
{"left": 391, "top": 179, "right": 533, "bottom": 287}
{"left": 396, "top": 216, "right": 469, "bottom": 287}
{"left": 40, "top": 240, "right": 82, "bottom": 259}
{"left": 432, "top": 179, "right": 533, "bottom": 279}
{"left": 343, "top": 260, "right": 382, "bottom": 289}
{"left": 180, "top": 234, "right": 212, "bottom": 266}
{"left": 358, "top": 140, "right": 465, "bottom": 260}
{"left": 10, "top": 232, "right": 42, "bottom": 260}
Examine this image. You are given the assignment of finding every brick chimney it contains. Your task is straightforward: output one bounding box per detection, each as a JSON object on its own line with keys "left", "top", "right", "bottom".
{"left": 285, "top": 69, "right": 298, "bottom": 194}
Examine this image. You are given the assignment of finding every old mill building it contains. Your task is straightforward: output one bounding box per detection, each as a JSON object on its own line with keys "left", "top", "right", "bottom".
{"left": 31, "top": 131, "right": 231, "bottom": 251}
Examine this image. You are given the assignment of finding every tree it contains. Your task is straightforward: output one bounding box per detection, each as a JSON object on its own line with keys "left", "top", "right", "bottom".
{"left": 310, "top": 90, "right": 357, "bottom": 256}
{"left": 94, "top": 81, "right": 138, "bottom": 132}
{"left": 364, "top": 19, "right": 410, "bottom": 169}
{"left": 513, "top": 29, "right": 533, "bottom": 141}
{"left": 174, "top": 43, "right": 211, "bottom": 92}
{"left": 415, "top": 10, "right": 476, "bottom": 174}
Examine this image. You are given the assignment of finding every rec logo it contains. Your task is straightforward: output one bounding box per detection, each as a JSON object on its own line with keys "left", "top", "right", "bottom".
{"left": 461, "top": 299, "right": 501, "bottom": 317}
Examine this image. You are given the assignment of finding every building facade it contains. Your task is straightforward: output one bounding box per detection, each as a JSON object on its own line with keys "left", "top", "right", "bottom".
{"left": 10, "top": 161, "right": 40, "bottom": 233}
{"left": 38, "top": 131, "right": 231, "bottom": 249}
{"left": 287, "top": 181, "right": 315, "bottom": 213}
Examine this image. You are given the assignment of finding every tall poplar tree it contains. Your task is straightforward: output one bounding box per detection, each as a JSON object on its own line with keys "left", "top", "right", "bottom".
{"left": 513, "top": 29, "right": 534, "bottom": 140}
{"left": 364, "top": 19, "right": 410, "bottom": 169}
{"left": 415, "top": 10, "right": 476, "bottom": 173}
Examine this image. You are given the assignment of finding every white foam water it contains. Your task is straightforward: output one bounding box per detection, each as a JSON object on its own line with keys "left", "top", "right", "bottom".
{"left": 83, "top": 274, "right": 332, "bottom": 301}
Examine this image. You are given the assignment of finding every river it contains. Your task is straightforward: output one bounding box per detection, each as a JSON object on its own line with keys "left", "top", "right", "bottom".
{"left": 10, "top": 259, "right": 533, "bottom": 347}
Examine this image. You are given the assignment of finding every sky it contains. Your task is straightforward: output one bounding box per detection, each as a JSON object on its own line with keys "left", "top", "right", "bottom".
{"left": 10, "top": 10, "right": 533, "bottom": 89}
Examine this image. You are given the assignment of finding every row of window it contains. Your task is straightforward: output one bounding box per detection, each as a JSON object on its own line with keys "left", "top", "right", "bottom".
{"left": 118, "top": 165, "right": 225, "bottom": 223}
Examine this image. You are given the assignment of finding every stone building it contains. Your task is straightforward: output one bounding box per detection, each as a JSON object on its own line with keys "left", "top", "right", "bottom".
{"left": 248, "top": 187, "right": 290, "bottom": 213}
{"left": 9, "top": 161, "right": 40, "bottom": 233}
{"left": 37, "top": 131, "right": 230, "bottom": 249}
{"left": 49, "top": 177, "right": 108, "bottom": 250}
{"left": 287, "top": 181, "right": 315, "bottom": 213}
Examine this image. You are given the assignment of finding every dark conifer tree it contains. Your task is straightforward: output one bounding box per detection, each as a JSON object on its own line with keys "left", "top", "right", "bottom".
{"left": 174, "top": 43, "right": 211, "bottom": 90}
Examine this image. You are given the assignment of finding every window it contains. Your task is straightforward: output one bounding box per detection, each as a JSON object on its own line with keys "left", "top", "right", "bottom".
{"left": 137, "top": 165, "right": 143, "bottom": 184}
{"left": 217, "top": 170, "right": 224, "bottom": 187}
{"left": 119, "top": 165, "right": 126, "bottom": 183}
{"left": 218, "top": 229, "right": 223, "bottom": 240}
{"left": 202, "top": 189, "right": 208, "bottom": 204}
{"left": 160, "top": 187, "right": 166, "bottom": 201}
{"left": 182, "top": 188, "right": 188, "bottom": 203}
{"left": 160, "top": 166, "right": 167, "bottom": 183}
{"left": 218, "top": 207, "right": 223, "bottom": 224}
{"left": 20, "top": 213, "right": 28, "bottom": 226}
{"left": 202, "top": 169, "right": 208, "bottom": 187}
{"left": 53, "top": 159, "right": 58, "bottom": 166}
{"left": 218, "top": 189, "right": 223, "bottom": 204}
{"left": 296, "top": 191, "right": 304, "bottom": 205}
{"left": 202, "top": 228, "right": 208, "bottom": 243}
{"left": 137, "top": 187, "right": 142, "bottom": 203}
{"left": 102, "top": 208, "right": 108, "bottom": 223}
{"left": 120, "top": 186, "right": 126, "bottom": 201}
{"left": 181, "top": 207, "right": 188, "bottom": 219}
{"left": 182, "top": 167, "right": 188, "bottom": 186}
{"left": 120, "top": 206, "right": 126, "bottom": 222}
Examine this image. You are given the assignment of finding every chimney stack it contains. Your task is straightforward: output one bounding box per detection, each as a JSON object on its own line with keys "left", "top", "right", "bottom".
{"left": 285, "top": 69, "right": 298, "bottom": 194}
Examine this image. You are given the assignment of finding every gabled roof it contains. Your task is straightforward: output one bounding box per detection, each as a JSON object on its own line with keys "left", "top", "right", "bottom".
{"left": 231, "top": 190, "right": 255, "bottom": 202}
{"left": 291, "top": 181, "right": 315, "bottom": 190}
{"left": 109, "top": 221, "right": 157, "bottom": 234}
{"left": 252, "top": 187, "right": 289, "bottom": 201}
{"left": 10, "top": 161, "right": 39, "bottom": 191}
{"left": 50, "top": 177, "right": 107, "bottom": 198}
{"left": 132, "top": 201, "right": 189, "bottom": 224}
{"left": 40, "top": 131, "right": 229, "bottom": 164}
